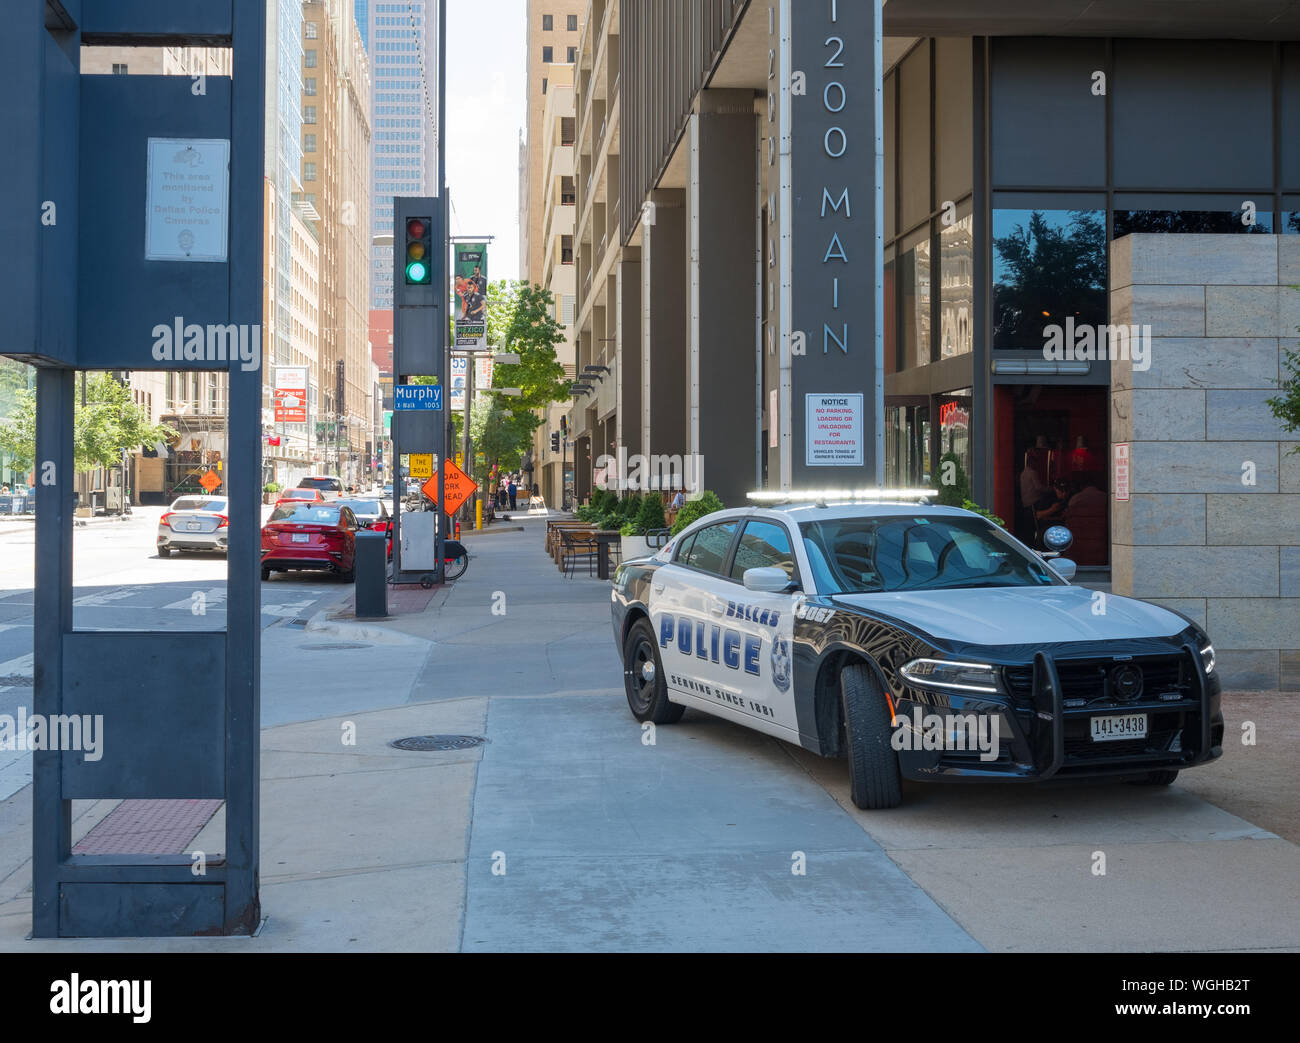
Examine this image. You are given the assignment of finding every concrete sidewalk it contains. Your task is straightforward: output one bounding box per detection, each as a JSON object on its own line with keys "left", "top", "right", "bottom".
{"left": 0, "top": 514, "right": 1296, "bottom": 951}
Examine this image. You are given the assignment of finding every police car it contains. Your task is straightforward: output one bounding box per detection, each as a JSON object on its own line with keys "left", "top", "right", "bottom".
{"left": 610, "top": 494, "right": 1223, "bottom": 809}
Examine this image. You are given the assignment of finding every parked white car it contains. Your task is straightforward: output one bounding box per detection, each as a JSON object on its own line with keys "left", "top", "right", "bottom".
{"left": 157, "top": 495, "right": 229, "bottom": 556}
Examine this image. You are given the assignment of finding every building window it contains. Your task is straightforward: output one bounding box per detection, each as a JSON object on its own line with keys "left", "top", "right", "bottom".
{"left": 899, "top": 229, "right": 931, "bottom": 369}
{"left": 304, "top": 77, "right": 317, "bottom": 96}
{"left": 542, "top": 14, "right": 553, "bottom": 30}
{"left": 992, "top": 206, "right": 1106, "bottom": 350}
{"left": 111, "top": 63, "right": 128, "bottom": 75}
{"left": 542, "top": 78, "right": 548, "bottom": 94}
{"left": 1113, "top": 195, "right": 1275, "bottom": 236}
{"left": 305, "top": 21, "right": 318, "bottom": 39}
{"left": 304, "top": 133, "right": 317, "bottom": 153}
{"left": 303, "top": 105, "right": 317, "bottom": 123}
{"left": 305, "top": 49, "right": 317, "bottom": 68}
{"left": 304, "top": 162, "right": 317, "bottom": 181}
{"left": 561, "top": 235, "right": 573, "bottom": 264}
{"left": 567, "top": 46, "right": 576, "bottom": 62}
{"left": 567, "top": 14, "right": 578, "bottom": 30}
{"left": 542, "top": 46, "right": 553, "bottom": 63}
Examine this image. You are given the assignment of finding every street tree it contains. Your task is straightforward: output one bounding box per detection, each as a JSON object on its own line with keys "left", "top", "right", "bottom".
{"left": 0, "top": 371, "right": 176, "bottom": 478}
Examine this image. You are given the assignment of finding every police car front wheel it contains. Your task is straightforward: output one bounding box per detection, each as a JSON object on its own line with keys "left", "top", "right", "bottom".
{"left": 840, "top": 662, "right": 903, "bottom": 810}
{"left": 623, "top": 618, "right": 685, "bottom": 725}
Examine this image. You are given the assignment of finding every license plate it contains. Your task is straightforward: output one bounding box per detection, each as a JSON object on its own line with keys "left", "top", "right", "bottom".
{"left": 187, "top": 522, "right": 201, "bottom": 531}
{"left": 291, "top": 533, "right": 309, "bottom": 544}
{"left": 1090, "top": 713, "right": 1147, "bottom": 742}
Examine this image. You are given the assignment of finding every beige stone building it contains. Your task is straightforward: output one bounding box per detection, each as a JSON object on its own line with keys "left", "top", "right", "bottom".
{"left": 521, "top": 0, "right": 587, "bottom": 285}
{"left": 530, "top": 63, "right": 578, "bottom": 506}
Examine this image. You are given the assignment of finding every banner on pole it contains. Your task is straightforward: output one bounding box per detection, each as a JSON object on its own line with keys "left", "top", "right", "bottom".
{"left": 454, "top": 242, "right": 488, "bottom": 349}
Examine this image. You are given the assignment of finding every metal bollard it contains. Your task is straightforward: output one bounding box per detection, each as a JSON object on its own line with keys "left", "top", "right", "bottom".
{"left": 354, "top": 531, "right": 388, "bottom": 618}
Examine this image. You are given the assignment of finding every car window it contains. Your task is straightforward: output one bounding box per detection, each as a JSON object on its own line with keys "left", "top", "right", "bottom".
{"left": 730, "top": 520, "right": 798, "bottom": 581}
{"left": 340, "top": 507, "right": 357, "bottom": 529}
{"left": 299, "top": 477, "right": 341, "bottom": 491}
{"left": 171, "top": 497, "right": 224, "bottom": 512}
{"left": 339, "top": 500, "right": 380, "bottom": 515}
{"left": 799, "top": 515, "right": 1063, "bottom": 593}
{"left": 679, "top": 522, "right": 738, "bottom": 576}
{"left": 270, "top": 505, "right": 341, "bottom": 524}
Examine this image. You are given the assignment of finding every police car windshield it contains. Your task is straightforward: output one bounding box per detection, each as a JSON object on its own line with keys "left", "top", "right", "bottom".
{"left": 799, "top": 515, "right": 1062, "bottom": 593}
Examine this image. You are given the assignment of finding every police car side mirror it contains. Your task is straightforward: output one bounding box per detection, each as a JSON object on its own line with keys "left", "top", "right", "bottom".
{"left": 743, "top": 567, "right": 797, "bottom": 593}
{"left": 1050, "top": 557, "right": 1077, "bottom": 581}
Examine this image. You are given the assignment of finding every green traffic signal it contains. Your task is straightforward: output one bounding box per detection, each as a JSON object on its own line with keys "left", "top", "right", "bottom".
{"left": 405, "top": 260, "right": 429, "bottom": 284}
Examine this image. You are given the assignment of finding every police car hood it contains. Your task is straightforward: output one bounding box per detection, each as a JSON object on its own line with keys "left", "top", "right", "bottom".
{"left": 830, "top": 584, "right": 1188, "bottom": 646}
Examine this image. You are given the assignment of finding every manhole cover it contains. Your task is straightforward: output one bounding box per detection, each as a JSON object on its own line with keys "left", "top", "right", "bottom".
{"left": 0, "top": 675, "right": 34, "bottom": 687}
{"left": 389, "top": 735, "right": 486, "bottom": 752}
{"left": 300, "top": 642, "right": 372, "bottom": 650}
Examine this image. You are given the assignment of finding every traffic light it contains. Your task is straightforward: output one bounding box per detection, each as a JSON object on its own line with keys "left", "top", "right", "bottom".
{"left": 551, "top": 432, "right": 560, "bottom": 453}
{"left": 560, "top": 415, "right": 567, "bottom": 436}
{"left": 404, "top": 216, "right": 432, "bottom": 285}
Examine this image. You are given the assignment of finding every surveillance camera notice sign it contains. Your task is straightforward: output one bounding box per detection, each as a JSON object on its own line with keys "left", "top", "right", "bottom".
{"left": 805, "top": 393, "right": 863, "bottom": 467}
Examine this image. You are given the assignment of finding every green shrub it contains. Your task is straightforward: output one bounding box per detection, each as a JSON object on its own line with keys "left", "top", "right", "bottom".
{"left": 619, "top": 521, "right": 636, "bottom": 537}
{"left": 961, "top": 499, "right": 1006, "bottom": 528}
{"left": 598, "top": 511, "right": 622, "bottom": 531}
{"left": 592, "top": 488, "right": 617, "bottom": 514}
{"left": 935, "top": 451, "right": 970, "bottom": 507}
{"left": 575, "top": 503, "right": 600, "bottom": 523}
{"left": 633, "top": 493, "right": 665, "bottom": 534}
{"left": 617, "top": 492, "right": 642, "bottom": 519}
{"left": 670, "top": 490, "right": 725, "bottom": 536}
{"left": 263, "top": 482, "right": 282, "bottom": 493}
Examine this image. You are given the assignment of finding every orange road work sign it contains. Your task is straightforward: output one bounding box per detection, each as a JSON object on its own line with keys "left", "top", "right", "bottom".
{"left": 422, "top": 459, "right": 477, "bottom": 515}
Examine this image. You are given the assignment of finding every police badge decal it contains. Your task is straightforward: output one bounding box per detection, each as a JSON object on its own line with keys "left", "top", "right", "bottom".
{"left": 770, "top": 636, "right": 792, "bottom": 693}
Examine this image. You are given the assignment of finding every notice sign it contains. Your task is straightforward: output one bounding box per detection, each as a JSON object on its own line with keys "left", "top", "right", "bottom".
{"left": 145, "top": 138, "right": 231, "bottom": 262}
{"left": 1114, "top": 442, "right": 1131, "bottom": 501}
{"left": 805, "top": 393, "right": 863, "bottom": 467}
{"left": 423, "top": 459, "right": 477, "bottom": 516}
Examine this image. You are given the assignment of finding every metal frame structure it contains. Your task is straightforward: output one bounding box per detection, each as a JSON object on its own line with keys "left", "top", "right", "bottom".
{"left": 1, "top": 0, "right": 265, "bottom": 936}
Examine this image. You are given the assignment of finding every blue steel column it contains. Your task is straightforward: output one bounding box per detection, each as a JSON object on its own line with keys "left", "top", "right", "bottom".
{"left": 31, "top": 368, "right": 75, "bottom": 938}
{"left": 224, "top": 0, "right": 267, "bottom": 933}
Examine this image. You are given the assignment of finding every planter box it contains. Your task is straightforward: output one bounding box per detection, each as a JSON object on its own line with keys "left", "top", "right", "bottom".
{"left": 621, "top": 535, "right": 652, "bottom": 561}
{"left": 75, "top": 506, "right": 92, "bottom": 518}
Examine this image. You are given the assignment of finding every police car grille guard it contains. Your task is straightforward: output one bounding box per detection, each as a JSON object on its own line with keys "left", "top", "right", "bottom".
{"left": 1025, "top": 645, "right": 1209, "bottom": 774}
{"left": 1030, "top": 652, "right": 1065, "bottom": 778}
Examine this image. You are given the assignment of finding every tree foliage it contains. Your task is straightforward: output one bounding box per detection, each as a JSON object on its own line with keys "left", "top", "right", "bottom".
{"left": 0, "top": 371, "right": 176, "bottom": 476}
{"left": 1267, "top": 343, "right": 1300, "bottom": 456}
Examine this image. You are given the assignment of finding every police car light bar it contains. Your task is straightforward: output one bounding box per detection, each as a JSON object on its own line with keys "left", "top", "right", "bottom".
{"left": 747, "top": 488, "right": 937, "bottom": 504}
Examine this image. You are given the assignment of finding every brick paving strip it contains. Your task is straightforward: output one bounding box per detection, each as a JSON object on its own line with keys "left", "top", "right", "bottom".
{"left": 72, "top": 799, "right": 222, "bottom": 855}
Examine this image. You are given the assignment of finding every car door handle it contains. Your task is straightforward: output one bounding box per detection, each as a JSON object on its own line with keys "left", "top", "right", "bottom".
{"left": 652, "top": 582, "right": 665, "bottom": 594}
{"left": 708, "top": 597, "right": 727, "bottom": 617}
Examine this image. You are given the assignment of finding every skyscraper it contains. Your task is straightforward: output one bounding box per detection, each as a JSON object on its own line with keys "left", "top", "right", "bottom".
{"left": 355, "top": 0, "right": 438, "bottom": 309}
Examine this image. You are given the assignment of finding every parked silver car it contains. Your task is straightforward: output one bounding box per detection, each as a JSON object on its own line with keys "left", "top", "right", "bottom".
{"left": 157, "top": 495, "right": 229, "bottom": 556}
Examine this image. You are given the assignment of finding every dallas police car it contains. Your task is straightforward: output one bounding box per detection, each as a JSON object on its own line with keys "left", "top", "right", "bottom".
{"left": 610, "top": 492, "right": 1223, "bottom": 809}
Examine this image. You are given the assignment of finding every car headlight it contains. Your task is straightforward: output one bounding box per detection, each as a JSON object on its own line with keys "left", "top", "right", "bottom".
{"left": 1200, "top": 643, "right": 1215, "bottom": 675}
{"left": 899, "top": 658, "right": 1000, "bottom": 694}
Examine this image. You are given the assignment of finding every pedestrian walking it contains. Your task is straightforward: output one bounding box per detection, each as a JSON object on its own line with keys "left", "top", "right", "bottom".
{"left": 508, "top": 477, "right": 518, "bottom": 511}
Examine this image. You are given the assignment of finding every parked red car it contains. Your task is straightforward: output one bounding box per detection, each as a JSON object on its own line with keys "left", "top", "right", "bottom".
{"left": 261, "top": 503, "right": 361, "bottom": 581}
{"left": 275, "top": 488, "right": 327, "bottom": 507}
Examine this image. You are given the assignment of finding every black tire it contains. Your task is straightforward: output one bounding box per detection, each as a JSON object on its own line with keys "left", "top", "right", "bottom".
{"left": 158, "top": 547, "right": 171, "bottom": 558}
{"left": 1130, "top": 769, "right": 1180, "bottom": 786}
{"left": 261, "top": 566, "right": 271, "bottom": 581}
{"left": 340, "top": 565, "right": 356, "bottom": 583}
{"left": 444, "top": 553, "right": 468, "bottom": 580}
{"left": 840, "top": 662, "right": 903, "bottom": 809}
{"left": 622, "top": 618, "right": 685, "bottom": 724}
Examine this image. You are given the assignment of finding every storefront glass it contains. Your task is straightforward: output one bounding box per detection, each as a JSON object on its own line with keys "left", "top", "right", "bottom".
{"left": 937, "top": 389, "right": 972, "bottom": 488}
{"left": 939, "top": 212, "right": 973, "bottom": 359}
{"left": 885, "top": 401, "right": 931, "bottom": 489}
{"left": 899, "top": 229, "right": 931, "bottom": 369}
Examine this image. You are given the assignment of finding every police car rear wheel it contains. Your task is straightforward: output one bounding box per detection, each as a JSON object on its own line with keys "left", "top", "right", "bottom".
{"left": 623, "top": 618, "right": 685, "bottom": 724}
{"left": 840, "top": 663, "right": 902, "bottom": 810}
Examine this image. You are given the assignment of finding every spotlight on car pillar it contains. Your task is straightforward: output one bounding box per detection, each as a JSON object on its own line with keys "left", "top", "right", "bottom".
{"left": 1043, "top": 525, "right": 1074, "bottom": 553}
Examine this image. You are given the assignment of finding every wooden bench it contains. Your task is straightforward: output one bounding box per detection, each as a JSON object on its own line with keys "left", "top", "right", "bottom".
{"left": 559, "top": 528, "right": 600, "bottom": 577}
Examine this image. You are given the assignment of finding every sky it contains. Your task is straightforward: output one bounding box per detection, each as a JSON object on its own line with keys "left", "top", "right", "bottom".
{"left": 443, "top": 0, "right": 528, "bottom": 280}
